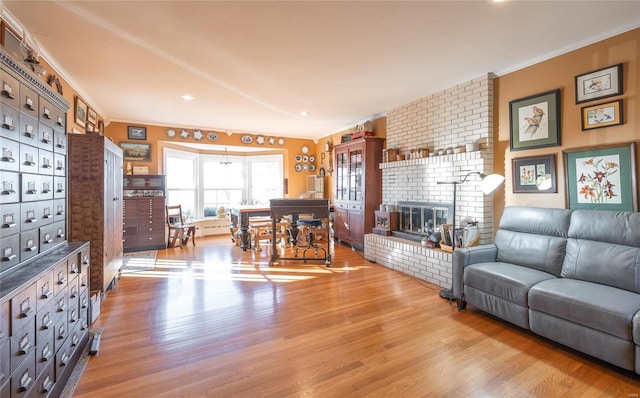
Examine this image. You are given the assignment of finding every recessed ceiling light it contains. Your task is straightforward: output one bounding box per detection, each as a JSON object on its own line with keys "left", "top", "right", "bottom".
{"left": 181, "top": 94, "right": 194, "bottom": 101}
{"left": 300, "top": 110, "right": 308, "bottom": 117}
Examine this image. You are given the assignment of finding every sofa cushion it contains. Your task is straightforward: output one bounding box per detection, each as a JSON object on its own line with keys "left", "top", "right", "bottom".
{"left": 463, "top": 262, "right": 557, "bottom": 307}
{"left": 495, "top": 206, "right": 572, "bottom": 276}
{"left": 529, "top": 278, "right": 640, "bottom": 341}
{"left": 563, "top": 210, "right": 640, "bottom": 293}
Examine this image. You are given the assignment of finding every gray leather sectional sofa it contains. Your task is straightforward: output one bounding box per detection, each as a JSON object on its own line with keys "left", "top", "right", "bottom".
{"left": 452, "top": 206, "right": 640, "bottom": 374}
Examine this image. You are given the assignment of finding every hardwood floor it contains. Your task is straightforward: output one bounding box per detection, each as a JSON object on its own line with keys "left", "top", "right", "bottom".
{"left": 73, "top": 235, "right": 640, "bottom": 397}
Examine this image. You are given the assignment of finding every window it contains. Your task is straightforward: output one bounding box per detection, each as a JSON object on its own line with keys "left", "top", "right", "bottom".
{"left": 164, "top": 148, "right": 283, "bottom": 219}
{"left": 165, "top": 150, "right": 197, "bottom": 219}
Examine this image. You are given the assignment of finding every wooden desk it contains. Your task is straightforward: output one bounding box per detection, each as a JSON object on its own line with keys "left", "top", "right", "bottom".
{"left": 229, "top": 206, "right": 271, "bottom": 250}
{"left": 269, "top": 198, "right": 331, "bottom": 266}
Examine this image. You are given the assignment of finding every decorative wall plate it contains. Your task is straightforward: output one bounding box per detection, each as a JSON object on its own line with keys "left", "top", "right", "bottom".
{"left": 278, "top": 138, "right": 285, "bottom": 145}
{"left": 241, "top": 135, "right": 253, "bottom": 144}
{"left": 309, "top": 164, "right": 316, "bottom": 171}
{"left": 207, "top": 132, "right": 220, "bottom": 141}
{"left": 256, "top": 135, "right": 265, "bottom": 145}
{"left": 295, "top": 164, "right": 302, "bottom": 172}
{"left": 303, "top": 164, "right": 309, "bottom": 170}
{"left": 295, "top": 154, "right": 302, "bottom": 162}
{"left": 301, "top": 145, "right": 309, "bottom": 154}
{"left": 193, "top": 130, "right": 204, "bottom": 141}
{"left": 166, "top": 129, "right": 176, "bottom": 138}
{"left": 180, "top": 129, "right": 190, "bottom": 139}
{"left": 302, "top": 155, "right": 309, "bottom": 163}
{"left": 268, "top": 136, "right": 276, "bottom": 145}
{"left": 309, "top": 155, "right": 315, "bottom": 163}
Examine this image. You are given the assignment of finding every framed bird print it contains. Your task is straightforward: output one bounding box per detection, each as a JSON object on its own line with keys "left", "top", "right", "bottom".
{"left": 509, "top": 89, "right": 561, "bottom": 151}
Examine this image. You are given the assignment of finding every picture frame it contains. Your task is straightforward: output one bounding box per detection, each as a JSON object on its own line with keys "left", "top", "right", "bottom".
{"left": 127, "top": 126, "right": 147, "bottom": 140}
{"left": 74, "top": 96, "right": 87, "bottom": 128}
{"left": 563, "top": 142, "right": 637, "bottom": 211}
{"left": 581, "top": 99, "right": 623, "bottom": 131}
{"left": 509, "top": 89, "right": 561, "bottom": 151}
{"left": 575, "top": 63, "right": 623, "bottom": 104}
{"left": 86, "top": 122, "right": 95, "bottom": 133}
{"left": 512, "top": 154, "right": 557, "bottom": 193}
{"left": 120, "top": 142, "right": 152, "bottom": 162}
{"left": 87, "top": 107, "right": 98, "bottom": 125}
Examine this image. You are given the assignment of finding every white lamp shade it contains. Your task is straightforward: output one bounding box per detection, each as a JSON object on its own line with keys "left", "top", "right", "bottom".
{"left": 481, "top": 174, "right": 505, "bottom": 195}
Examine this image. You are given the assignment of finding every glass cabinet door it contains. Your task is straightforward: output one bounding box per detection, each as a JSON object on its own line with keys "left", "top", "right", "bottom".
{"left": 336, "top": 151, "right": 348, "bottom": 201}
{"left": 349, "top": 149, "right": 362, "bottom": 201}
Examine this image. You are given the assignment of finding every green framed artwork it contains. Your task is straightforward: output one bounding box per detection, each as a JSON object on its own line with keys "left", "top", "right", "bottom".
{"left": 510, "top": 89, "right": 561, "bottom": 151}
{"left": 563, "top": 142, "right": 637, "bottom": 211}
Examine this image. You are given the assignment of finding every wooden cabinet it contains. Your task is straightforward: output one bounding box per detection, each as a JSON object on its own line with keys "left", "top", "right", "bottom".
{"left": 68, "top": 134, "right": 123, "bottom": 292}
{"left": 0, "top": 242, "right": 90, "bottom": 398}
{"left": 333, "top": 137, "right": 384, "bottom": 248}
{"left": 123, "top": 175, "right": 166, "bottom": 252}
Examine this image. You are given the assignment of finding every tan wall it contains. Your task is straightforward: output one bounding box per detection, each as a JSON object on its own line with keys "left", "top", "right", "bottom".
{"left": 495, "top": 28, "right": 639, "bottom": 222}
{"left": 104, "top": 121, "right": 318, "bottom": 199}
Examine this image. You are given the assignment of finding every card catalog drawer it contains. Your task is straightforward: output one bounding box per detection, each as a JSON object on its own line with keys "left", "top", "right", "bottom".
{"left": 19, "top": 229, "right": 39, "bottom": 263}
{"left": 0, "top": 170, "right": 19, "bottom": 204}
{"left": 10, "top": 283, "right": 37, "bottom": 335}
{"left": 0, "top": 71, "right": 19, "bottom": 110}
{"left": 53, "top": 129, "right": 66, "bottom": 154}
{"left": 0, "top": 136, "right": 18, "bottom": 172}
{"left": 19, "top": 143, "right": 38, "bottom": 173}
{"left": 38, "top": 122, "right": 54, "bottom": 151}
{"left": 53, "top": 176, "right": 65, "bottom": 199}
{"left": 19, "top": 113, "right": 38, "bottom": 146}
{"left": 53, "top": 199, "right": 65, "bottom": 222}
{"left": 0, "top": 103, "right": 19, "bottom": 140}
{"left": 19, "top": 83, "right": 38, "bottom": 120}
{"left": 0, "top": 234, "right": 19, "bottom": 274}
{"left": 54, "top": 152, "right": 65, "bottom": 176}
{"left": 0, "top": 202, "right": 19, "bottom": 238}
{"left": 38, "top": 149, "right": 54, "bottom": 176}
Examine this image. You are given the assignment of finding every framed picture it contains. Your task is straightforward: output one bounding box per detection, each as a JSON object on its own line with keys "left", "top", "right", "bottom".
{"left": 581, "top": 99, "right": 623, "bottom": 131}
{"left": 74, "top": 96, "right": 87, "bottom": 128}
{"left": 512, "top": 154, "right": 557, "bottom": 193}
{"left": 87, "top": 107, "right": 98, "bottom": 125}
{"left": 563, "top": 142, "right": 637, "bottom": 211}
{"left": 86, "top": 122, "right": 95, "bottom": 133}
{"left": 575, "top": 63, "right": 623, "bottom": 104}
{"left": 509, "top": 89, "right": 561, "bottom": 151}
{"left": 120, "top": 142, "right": 151, "bottom": 162}
{"left": 127, "top": 126, "right": 147, "bottom": 140}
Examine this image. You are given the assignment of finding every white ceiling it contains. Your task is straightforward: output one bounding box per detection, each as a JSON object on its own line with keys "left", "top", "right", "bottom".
{"left": 4, "top": 1, "right": 639, "bottom": 140}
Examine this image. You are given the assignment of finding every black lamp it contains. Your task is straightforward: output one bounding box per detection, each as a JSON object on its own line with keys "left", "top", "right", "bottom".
{"left": 436, "top": 171, "right": 504, "bottom": 301}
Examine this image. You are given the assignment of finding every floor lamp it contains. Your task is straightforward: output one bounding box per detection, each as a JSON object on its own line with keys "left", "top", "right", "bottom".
{"left": 436, "top": 172, "right": 505, "bottom": 302}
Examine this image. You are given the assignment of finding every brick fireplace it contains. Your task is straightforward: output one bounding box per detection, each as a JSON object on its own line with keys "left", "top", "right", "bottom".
{"left": 364, "top": 74, "right": 496, "bottom": 290}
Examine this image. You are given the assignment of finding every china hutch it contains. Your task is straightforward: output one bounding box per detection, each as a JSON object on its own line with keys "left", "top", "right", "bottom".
{"left": 0, "top": 45, "right": 91, "bottom": 398}
{"left": 122, "top": 174, "right": 166, "bottom": 252}
{"left": 333, "top": 137, "right": 384, "bottom": 248}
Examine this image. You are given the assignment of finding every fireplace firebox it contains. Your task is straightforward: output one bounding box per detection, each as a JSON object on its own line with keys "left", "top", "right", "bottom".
{"left": 391, "top": 201, "right": 452, "bottom": 242}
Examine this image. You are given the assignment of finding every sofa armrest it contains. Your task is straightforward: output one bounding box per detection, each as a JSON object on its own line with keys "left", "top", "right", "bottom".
{"left": 452, "top": 244, "right": 498, "bottom": 299}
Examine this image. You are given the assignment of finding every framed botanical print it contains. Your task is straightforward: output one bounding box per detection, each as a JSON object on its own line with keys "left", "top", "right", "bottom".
{"left": 575, "top": 63, "right": 623, "bottom": 104}
{"left": 563, "top": 142, "right": 637, "bottom": 211}
{"left": 509, "top": 89, "right": 561, "bottom": 151}
{"left": 512, "top": 154, "right": 557, "bottom": 193}
{"left": 581, "top": 99, "right": 623, "bottom": 131}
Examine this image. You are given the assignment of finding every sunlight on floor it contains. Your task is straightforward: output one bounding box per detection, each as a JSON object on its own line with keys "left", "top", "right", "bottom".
{"left": 121, "top": 257, "right": 371, "bottom": 283}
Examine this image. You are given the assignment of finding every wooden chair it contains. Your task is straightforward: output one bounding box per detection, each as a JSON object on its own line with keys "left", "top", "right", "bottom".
{"left": 166, "top": 205, "right": 196, "bottom": 248}
{"left": 250, "top": 218, "right": 291, "bottom": 252}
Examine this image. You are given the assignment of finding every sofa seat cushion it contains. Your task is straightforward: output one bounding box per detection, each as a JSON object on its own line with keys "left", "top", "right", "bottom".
{"left": 464, "top": 262, "right": 557, "bottom": 307}
{"left": 530, "top": 278, "right": 640, "bottom": 341}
